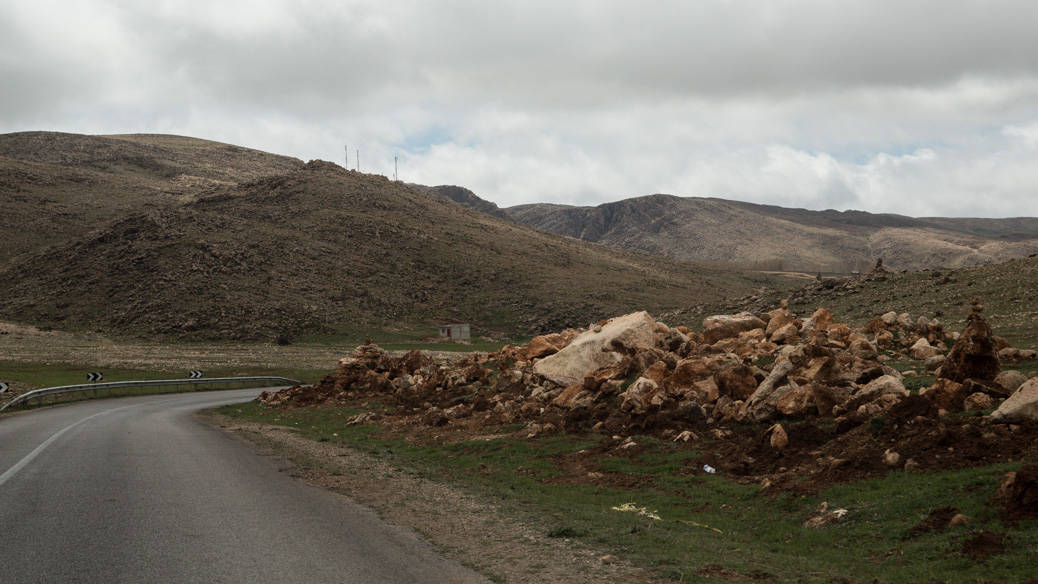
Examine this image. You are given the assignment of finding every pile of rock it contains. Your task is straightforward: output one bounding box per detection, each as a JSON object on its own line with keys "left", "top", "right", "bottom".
{"left": 260, "top": 300, "right": 1038, "bottom": 435}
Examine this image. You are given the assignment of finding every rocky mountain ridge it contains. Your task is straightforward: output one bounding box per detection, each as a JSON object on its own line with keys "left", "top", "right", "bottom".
{"left": 504, "top": 195, "right": 1038, "bottom": 273}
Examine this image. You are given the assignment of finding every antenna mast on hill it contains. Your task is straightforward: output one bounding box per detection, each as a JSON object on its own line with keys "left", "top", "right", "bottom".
{"left": 356, "top": 148, "right": 360, "bottom": 172}
{"left": 344, "top": 145, "right": 349, "bottom": 169}
{"left": 394, "top": 156, "right": 398, "bottom": 181}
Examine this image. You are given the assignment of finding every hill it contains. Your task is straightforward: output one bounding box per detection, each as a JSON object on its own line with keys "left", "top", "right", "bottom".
{"left": 506, "top": 195, "right": 1038, "bottom": 272}
{"left": 0, "top": 131, "right": 303, "bottom": 268}
{"left": 0, "top": 160, "right": 775, "bottom": 340}
{"left": 408, "top": 184, "right": 511, "bottom": 220}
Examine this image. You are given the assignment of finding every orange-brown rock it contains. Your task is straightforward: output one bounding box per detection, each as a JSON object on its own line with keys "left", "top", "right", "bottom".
{"left": 553, "top": 383, "right": 585, "bottom": 408}
{"left": 864, "top": 317, "right": 887, "bottom": 334}
{"left": 776, "top": 383, "right": 814, "bottom": 416}
{"left": 712, "top": 337, "right": 754, "bottom": 355}
{"left": 526, "top": 333, "right": 566, "bottom": 359}
{"left": 807, "top": 308, "right": 836, "bottom": 333}
{"left": 642, "top": 360, "right": 670, "bottom": 386}
{"left": 810, "top": 382, "right": 850, "bottom": 416}
{"left": 803, "top": 357, "right": 840, "bottom": 384}
{"left": 765, "top": 309, "right": 795, "bottom": 337}
{"left": 714, "top": 364, "right": 759, "bottom": 400}
{"left": 963, "top": 392, "right": 996, "bottom": 411}
{"left": 924, "top": 378, "right": 970, "bottom": 412}
{"left": 739, "top": 328, "right": 767, "bottom": 343}
{"left": 874, "top": 329, "right": 894, "bottom": 348}
{"left": 691, "top": 378, "right": 721, "bottom": 403}
{"left": 702, "top": 313, "right": 766, "bottom": 344}
{"left": 770, "top": 322, "right": 800, "bottom": 344}
{"left": 769, "top": 423, "right": 789, "bottom": 449}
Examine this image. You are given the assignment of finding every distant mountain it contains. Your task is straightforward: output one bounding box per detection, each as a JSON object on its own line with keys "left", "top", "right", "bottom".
{"left": 506, "top": 195, "right": 1038, "bottom": 272}
{"left": 408, "top": 184, "right": 511, "bottom": 220}
{"left": 0, "top": 137, "right": 771, "bottom": 339}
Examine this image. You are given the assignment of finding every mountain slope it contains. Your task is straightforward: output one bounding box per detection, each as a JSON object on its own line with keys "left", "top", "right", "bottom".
{"left": 506, "top": 195, "right": 1038, "bottom": 272}
{"left": 409, "top": 184, "right": 511, "bottom": 220}
{"left": 0, "top": 161, "right": 771, "bottom": 340}
{"left": 0, "top": 131, "right": 303, "bottom": 267}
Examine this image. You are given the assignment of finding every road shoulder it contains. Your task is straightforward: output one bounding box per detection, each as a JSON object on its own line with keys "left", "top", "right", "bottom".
{"left": 200, "top": 411, "right": 658, "bottom": 584}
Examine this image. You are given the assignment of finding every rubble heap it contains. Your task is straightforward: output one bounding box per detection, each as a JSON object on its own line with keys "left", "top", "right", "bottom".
{"left": 260, "top": 301, "right": 1038, "bottom": 437}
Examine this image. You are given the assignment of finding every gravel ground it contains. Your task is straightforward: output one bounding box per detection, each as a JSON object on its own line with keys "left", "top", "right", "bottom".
{"left": 203, "top": 412, "right": 660, "bottom": 584}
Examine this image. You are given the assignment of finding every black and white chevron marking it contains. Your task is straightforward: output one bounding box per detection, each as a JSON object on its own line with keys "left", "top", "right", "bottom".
{"left": 188, "top": 370, "right": 203, "bottom": 379}
{"left": 87, "top": 372, "right": 103, "bottom": 382}
{"left": 0, "top": 382, "right": 9, "bottom": 394}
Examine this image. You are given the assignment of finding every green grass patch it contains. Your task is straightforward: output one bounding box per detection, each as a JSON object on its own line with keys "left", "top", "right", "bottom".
{"left": 219, "top": 402, "right": 1038, "bottom": 583}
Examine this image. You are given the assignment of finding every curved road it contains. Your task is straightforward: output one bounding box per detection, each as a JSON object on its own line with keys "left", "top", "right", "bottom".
{"left": 0, "top": 389, "right": 487, "bottom": 583}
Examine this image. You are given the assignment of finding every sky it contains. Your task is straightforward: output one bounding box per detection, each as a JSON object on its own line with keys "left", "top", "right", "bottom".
{"left": 2, "top": 0, "right": 1037, "bottom": 217}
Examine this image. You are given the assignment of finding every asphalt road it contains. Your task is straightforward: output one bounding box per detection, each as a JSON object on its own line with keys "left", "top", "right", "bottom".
{"left": 0, "top": 389, "right": 488, "bottom": 583}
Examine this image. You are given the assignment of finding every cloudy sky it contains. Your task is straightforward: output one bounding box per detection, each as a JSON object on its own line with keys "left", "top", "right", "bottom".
{"left": 3, "top": 0, "right": 1037, "bottom": 217}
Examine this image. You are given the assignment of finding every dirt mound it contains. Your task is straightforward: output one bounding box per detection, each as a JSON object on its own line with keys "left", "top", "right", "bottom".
{"left": 260, "top": 302, "right": 1038, "bottom": 492}
{"left": 906, "top": 506, "right": 959, "bottom": 538}
{"left": 960, "top": 531, "right": 1006, "bottom": 562}
{"left": 999, "top": 464, "right": 1038, "bottom": 523}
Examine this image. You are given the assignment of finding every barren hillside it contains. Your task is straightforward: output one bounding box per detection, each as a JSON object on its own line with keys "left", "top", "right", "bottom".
{"left": 507, "top": 195, "right": 1038, "bottom": 272}
{"left": 0, "top": 161, "right": 772, "bottom": 340}
{"left": 0, "top": 131, "right": 303, "bottom": 267}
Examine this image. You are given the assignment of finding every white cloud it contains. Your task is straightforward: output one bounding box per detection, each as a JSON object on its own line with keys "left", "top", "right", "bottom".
{"left": 2, "top": 0, "right": 1037, "bottom": 217}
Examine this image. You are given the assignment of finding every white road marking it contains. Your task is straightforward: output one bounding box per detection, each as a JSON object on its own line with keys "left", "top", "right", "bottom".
{"left": 0, "top": 404, "right": 138, "bottom": 487}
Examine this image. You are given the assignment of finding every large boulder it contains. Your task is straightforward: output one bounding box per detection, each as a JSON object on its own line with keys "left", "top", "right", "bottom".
{"left": 923, "top": 378, "right": 970, "bottom": 413}
{"left": 995, "top": 370, "right": 1028, "bottom": 394}
{"left": 741, "top": 359, "right": 795, "bottom": 421}
{"left": 910, "top": 338, "right": 941, "bottom": 360}
{"left": 534, "top": 311, "right": 657, "bottom": 385}
{"left": 702, "top": 313, "right": 766, "bottom": 344}
{"left": 714, "top": 364, "right": 759, "bottom": 400}
{"left": 990, "top": 377, "right": 1038, "bottom": 422}
{"left": 939, "top": 299, "right": 1000, "bottom": 383}
{"left": 847, "top": 375, "right": 908, "bottom": 410}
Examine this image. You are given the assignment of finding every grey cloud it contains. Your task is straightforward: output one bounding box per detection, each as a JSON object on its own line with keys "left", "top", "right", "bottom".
{"left": 2, "top": 0, "right": 1038, "bottom": 217}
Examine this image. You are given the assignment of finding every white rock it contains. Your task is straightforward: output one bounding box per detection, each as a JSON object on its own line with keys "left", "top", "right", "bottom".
{"left": 990, "top": 377, "right": 1038, "bottom": 422}
{"left": 533, "top": 311, "right": 656, "bottom": 385}
{"left": 995, "top": 370, "right": 1028, "bottom": 394}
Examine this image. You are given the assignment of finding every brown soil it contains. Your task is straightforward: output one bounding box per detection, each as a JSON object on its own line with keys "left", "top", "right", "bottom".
{"left": 960, "top": 531, "right": 1006, "bottom": 562}
{"left": 702, "top": 411, "right": 1038, "bottom": 495}
{"left": 906, "top": 506, "right": 959, "bottom": 538}
{"left": 202, "top": 412, "right": 661, "bottom": 584}
{"left": 1001, "top": 464, "right": 1038, "bottom": 523}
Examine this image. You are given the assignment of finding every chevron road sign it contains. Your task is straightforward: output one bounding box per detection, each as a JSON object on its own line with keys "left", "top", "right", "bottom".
{"left": 0, "top": 382, "right": 9, "bottom": 394}
{"left": 87, "top": 372, "right": 103, "bottom": 382}
{"left": 188, "top": 370, "right": 203, "bottom": 379}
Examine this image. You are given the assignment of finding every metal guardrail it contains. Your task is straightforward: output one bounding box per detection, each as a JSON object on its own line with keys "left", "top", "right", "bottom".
{"left": 0, "top": 377, "right": 301, "bottom": 412}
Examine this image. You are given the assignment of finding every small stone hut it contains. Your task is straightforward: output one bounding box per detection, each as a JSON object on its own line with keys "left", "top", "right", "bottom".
{"left": 438, "top": 323, "right": 471, "bottom": 342}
